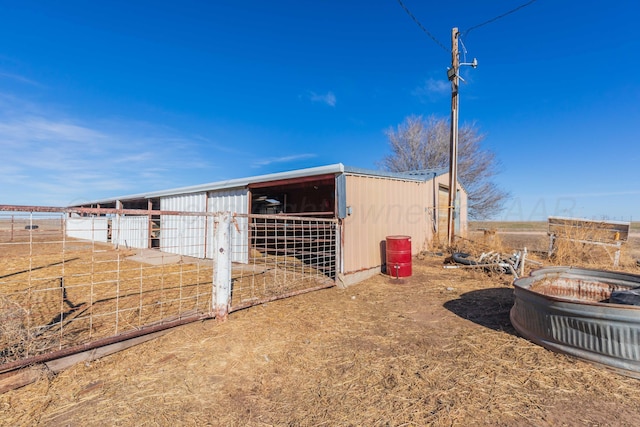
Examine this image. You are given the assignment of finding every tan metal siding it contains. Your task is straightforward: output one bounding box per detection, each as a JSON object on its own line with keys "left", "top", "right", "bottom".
{"left": 342, "top": 175, "right": 429, "bottom": 274}
{"left": 457, "top": 184, "right": 468, "bottom": 236}
{"left": 437, "top": 185, "right": 449, "bottom": 244}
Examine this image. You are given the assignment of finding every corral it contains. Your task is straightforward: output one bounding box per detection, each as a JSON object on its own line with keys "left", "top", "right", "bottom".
{"left": 0, "top": 207, "right": 336, "bottom": 386}
{"left": 1, "top": 222, "right": 640, "bottom": 425}
{"left": 0, "top": 164, "right": 470, "bottom": 380}
{"left": 67, "top": 163, "right": 469, "bottom": 286}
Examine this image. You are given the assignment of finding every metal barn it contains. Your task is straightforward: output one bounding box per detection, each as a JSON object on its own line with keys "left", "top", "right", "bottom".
{"left": 70, "top": 164, "right": 467, "bottom": 286}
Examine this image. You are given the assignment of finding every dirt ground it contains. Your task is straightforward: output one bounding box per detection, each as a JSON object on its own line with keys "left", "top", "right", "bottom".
{"left": 2, "top": 232, "right": 640, "bottom": 426}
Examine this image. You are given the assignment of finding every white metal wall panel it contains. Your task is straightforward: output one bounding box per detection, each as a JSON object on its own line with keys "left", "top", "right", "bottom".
{"left": 160, "top": 193, "right": 207, "bottom": 258}
{"left": 111, "top": 216, "right": 149, "bottom": 249}
{"left": 207, "top": 188, "right": 249, "bottom": 263}
{"left": 66, "top": 217, "right": 109, "bottom": 242}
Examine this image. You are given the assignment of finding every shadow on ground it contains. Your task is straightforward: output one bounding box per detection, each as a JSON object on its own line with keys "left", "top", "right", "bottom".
{"left": 443, "top": 288, "right": 517, "bottom": 335}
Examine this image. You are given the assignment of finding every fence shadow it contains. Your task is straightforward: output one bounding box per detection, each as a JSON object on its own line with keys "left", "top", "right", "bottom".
{"left": 443, "top": 288, "right": 517, "bottom": 335}
{"left": 0, "top": 258, "right": 80, "bottom": 280}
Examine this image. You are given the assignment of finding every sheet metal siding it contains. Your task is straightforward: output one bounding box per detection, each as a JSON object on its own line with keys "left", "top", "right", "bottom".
{"left": 342, "top": 175, "right": 428, "bottom": 274}
{"left": 432, "top": 173, "right": 467, "bottom": 237}
{"left": 511, "top": 267, "right": 640, "bottom": 378}
{"left": 160, "top": 193, "right": 207, "bottom": 258}
{"left": 112, "top": 216, "right": 149, "bottom": 249}
{"left": 66, "top": 217, "right": 109, "bottom": 242}
{"left": 456, "top": 180, "right": 468, "bottom": 236}
{"left": 336, "top": 174, "right": 347, "bottom": 219}
{"left": 71, "top": 164, "right": 443, "bottom": 208}
{"left": 118, "top": 164, "right": 346, "bottom": 200}
{"left": 207, "top": 188, "right": 249, "bottom": 263}
{"left": 437, "top": 186, "right": 449, "bottom": 243}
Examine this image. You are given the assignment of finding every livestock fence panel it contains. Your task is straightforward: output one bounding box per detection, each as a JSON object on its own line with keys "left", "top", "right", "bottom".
{"left": 0, "top": 206, "right": 338, "bottom": 375}
{"left": 0, "top": 206, "right": 215, "bottom": 370}
{"left": 229, "top": 214, "right": 338, "bottom": 312}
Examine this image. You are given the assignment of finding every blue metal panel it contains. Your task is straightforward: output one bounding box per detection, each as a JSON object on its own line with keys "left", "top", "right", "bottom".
{"left": 336, "top": 173, "right": 347, "bottom": 219}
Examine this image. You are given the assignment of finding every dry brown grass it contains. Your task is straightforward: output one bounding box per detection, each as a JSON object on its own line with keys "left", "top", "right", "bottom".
{"left": 2, "top": 224, "right": 640, "bottom": 425}
{"left": 0, "top": 234, "right": 333, "bottom": 368}
{"left": 2, "top": 256, "right": 640, "bottom": 426}
{"left": 0, "top": 297, "right": 31, "bottom": 363}
{"left": 467, "top": 220, "right": 640, "bottom": 273}
{"left": 549, "top": 223, "right": 629, "bottom": 268}
{"left": 0, "top": 239, "right": 214, "bottom": 365}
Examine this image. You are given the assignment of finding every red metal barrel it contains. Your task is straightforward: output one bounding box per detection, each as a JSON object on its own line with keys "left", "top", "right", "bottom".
{"left": 386, "top": 235, "right": 412, "bottom": 278}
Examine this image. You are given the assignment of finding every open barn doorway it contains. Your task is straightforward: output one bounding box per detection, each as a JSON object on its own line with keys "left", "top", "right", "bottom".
{"left": 249, "top": 174, "right": 336, "bottom": 218}
{"left": 247, "top": 174, "right": 338, "bottom": 281}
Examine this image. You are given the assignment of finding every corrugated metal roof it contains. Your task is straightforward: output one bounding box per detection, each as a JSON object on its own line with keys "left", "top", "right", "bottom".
{"left": 68, "top": 163, "right": 448, "bottom": 207}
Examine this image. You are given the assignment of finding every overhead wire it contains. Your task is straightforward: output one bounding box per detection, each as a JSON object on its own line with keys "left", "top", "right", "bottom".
{"left": 462, "top": 0, "right": 538, "bottom": 36}
{"left": 397, "top": 0, "right": 538, "bottom": 56}
{"left": 396, "top": 0, "right": 448, "bottom": 53}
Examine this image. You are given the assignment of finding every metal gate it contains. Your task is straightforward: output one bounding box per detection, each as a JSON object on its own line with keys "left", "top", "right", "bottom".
{"left": 228, "top": 213, "right": 338, "bottom": 311}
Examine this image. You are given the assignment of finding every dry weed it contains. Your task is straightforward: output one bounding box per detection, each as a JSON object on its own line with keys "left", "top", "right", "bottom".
{"left": 549, "top": 221, "right": 632, "bottom": 269}
{"left": 3, "top": 258, "right": 640, "bottom": 426}
{"left": 0, "top": 297, "right": 31, "bottom": 364}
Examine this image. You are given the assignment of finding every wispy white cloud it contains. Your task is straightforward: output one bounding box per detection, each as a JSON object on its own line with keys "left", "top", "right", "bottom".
{"left": 306, "top": 91, "right": 337, "bottom": 107}
{"left": 557, "top": 190, "right": 640, "bottom": 198}
{"left": 252, "top": 153, "right": 317, "bottom": 167}
{"left": 0, "top": 71, "right": 42, "bottom": 87}
{"left": 111, "top": 151, "right": 156, "bottom": 164}
{"left": 412, "top": 78, "right": 449, "bottom": 102}
{"left": 0, "top": 106, "right": 214, "bottom": 206}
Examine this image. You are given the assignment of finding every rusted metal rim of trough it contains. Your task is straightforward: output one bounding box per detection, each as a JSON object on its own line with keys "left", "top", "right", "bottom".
{"left": 510, "top": 266, "right": 640, "bottom": 379}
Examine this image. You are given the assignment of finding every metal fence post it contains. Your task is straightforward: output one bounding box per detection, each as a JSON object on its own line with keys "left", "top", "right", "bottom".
{"left": 213, "top": 212, "right": 232, "bottom": 320}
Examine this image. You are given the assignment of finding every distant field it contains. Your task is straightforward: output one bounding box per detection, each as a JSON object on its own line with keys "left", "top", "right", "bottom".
{"left": 470, "top": 221, "right": 640, "bottom": 233}
{"left": 469, "top": 221, "right": 547, "bottom": 232}
{"left": 468, "top": 220, "right": 640, "bottom": 263}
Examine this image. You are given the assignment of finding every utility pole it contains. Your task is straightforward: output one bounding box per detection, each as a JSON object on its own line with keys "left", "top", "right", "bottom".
{"left": 445, "top": 28, "right": 477, "bottom": 247}
{"left": 446, "top": 27, "right": 460, "bottom": 247}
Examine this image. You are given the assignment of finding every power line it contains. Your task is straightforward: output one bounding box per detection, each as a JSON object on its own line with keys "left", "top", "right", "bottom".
{"left": 396, "top": 0, "right": 448, "bottom": 53}
{"left": 462, "top": 0, "right": 538, "bottom": 36}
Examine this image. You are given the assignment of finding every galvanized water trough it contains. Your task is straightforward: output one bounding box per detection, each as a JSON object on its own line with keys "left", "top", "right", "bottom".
{"left": 511, "top": 266, "right": 640, "bottom": 378}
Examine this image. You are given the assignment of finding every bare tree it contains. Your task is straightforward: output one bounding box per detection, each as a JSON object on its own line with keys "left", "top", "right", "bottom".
{"left": 380, "top": 115, "right": 509, "bottom": 219}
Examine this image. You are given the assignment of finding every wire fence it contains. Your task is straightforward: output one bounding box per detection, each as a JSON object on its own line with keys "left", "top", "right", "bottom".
{"left": 0, "top": 206, "right": 337, "bottom": 371}
{"left": 230, "top": 214, "right": 338, "bottom": 311}
{"left": 0, "top": 209, "right": 214, "bottom": 367}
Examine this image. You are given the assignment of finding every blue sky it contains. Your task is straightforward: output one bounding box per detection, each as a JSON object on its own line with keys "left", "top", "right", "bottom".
{"left": 0, "top": 1, "right": 638, "bottom": 221}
